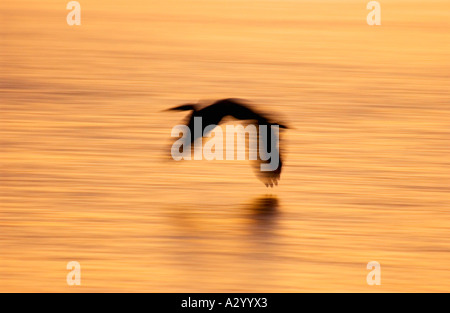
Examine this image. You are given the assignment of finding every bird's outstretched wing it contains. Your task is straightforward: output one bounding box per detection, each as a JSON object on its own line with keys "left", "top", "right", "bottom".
{"left": 165, "top": 104, "right": 197, "bottom": 112}
{"left": 202, "top": 98, "right": 272, "bottom": 126}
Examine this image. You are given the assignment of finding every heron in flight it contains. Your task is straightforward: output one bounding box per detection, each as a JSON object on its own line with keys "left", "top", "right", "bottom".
{"left": 165, "top": 98, "right": 288, "bottom": 187}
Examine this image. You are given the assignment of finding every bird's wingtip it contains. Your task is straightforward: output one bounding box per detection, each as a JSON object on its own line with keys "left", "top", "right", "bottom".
{"left": 162, "top": 104, "right": 197, "bottom": 112}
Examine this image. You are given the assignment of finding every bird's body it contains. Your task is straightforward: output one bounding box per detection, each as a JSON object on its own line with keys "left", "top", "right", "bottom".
{"left": 166, "top": 98, "right": 288, "bottom": 187}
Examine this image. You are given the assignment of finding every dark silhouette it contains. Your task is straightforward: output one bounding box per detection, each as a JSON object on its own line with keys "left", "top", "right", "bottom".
{"left": 166, "top": 98, "right": 288, "bottom": 187}
{"left": 247, "top": 195, "right": 279, "bottom": 216}
{"left": 246, "top": 195, "right": 279, "bottom": 235}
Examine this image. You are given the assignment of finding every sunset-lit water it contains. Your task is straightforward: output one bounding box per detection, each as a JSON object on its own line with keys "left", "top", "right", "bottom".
{"left": 1, "top": 0, "right": 449, "bottom": 292}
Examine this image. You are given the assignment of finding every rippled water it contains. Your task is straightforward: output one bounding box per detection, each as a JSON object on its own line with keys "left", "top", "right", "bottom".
{"left": 1, "top": 0, "right": 449, "bottom": 292}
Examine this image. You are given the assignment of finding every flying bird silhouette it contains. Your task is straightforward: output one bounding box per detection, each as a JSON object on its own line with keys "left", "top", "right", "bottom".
{"left": 165, "top": 98, "right": 288, "bottom": 187}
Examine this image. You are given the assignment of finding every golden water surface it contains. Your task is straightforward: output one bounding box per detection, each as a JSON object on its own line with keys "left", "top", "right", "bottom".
{"left": 1, "top": 0, "right": 449, "bottom": 292}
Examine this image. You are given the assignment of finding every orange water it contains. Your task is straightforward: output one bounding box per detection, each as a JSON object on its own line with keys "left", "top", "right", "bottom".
{"left": 1, "top": 0, "right": 449, "bottom": 292}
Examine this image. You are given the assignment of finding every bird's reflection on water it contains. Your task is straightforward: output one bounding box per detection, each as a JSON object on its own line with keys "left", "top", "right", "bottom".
{"left": 167, "top": 194, "right": 280, "bottom": 235}
{"left": 246, "top": 195, "right": 279, "bottom": 218}
{"left": 166, "top": 194, "right": 281, "bottom": 277}
{"left": 243, "top": 195, "right": 280, "bottom": 238}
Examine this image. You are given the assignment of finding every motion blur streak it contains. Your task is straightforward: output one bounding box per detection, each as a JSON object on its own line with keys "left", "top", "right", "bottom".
{"left": 1, "top": 0, "right": 449, "bottom": 292}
